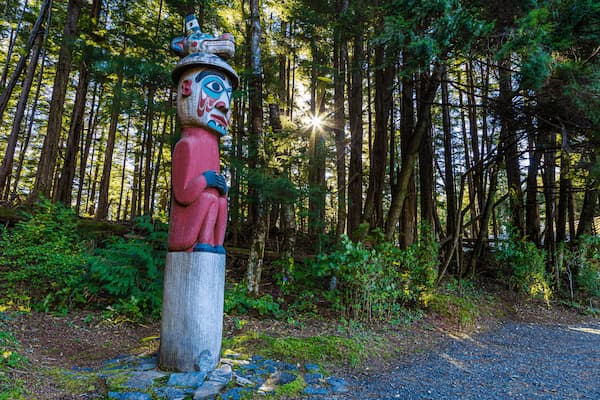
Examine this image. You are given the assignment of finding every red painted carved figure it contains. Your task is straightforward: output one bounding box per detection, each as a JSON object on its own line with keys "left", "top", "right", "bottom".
{"left": 168, "top": 66, "right": 234, "bottom": 253}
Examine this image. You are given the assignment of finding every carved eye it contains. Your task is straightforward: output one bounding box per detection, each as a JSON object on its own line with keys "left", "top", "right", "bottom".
{"left": 202, "top": 77, "right": 227, "bottom": 98}
{"left": 208, "top": 81, "right": 224, "bottom": 93}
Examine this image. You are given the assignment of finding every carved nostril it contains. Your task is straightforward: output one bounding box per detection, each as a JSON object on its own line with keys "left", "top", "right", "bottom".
{"left": 181, "top": 79, "right": 192, "bottom": 97}
{"left": 215, "top": 101, "right": 228, "bottom": 112}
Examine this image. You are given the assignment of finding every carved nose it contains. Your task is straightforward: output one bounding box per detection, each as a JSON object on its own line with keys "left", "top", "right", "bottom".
{"left": 215, "top": 101, "right": 228, "bottom": 113}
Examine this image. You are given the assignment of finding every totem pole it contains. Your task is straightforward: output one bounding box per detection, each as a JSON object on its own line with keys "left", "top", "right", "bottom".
{"left": 160, "top": 14, "right": 238, "bottom": 372}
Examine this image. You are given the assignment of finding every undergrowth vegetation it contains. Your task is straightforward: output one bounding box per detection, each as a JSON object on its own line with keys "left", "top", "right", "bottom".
{"left": 1, "top": 201, "right": 599, "bottom": 324}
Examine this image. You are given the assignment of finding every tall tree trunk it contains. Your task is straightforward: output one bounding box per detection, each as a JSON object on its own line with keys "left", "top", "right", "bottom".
{"left": 418, "top": 71, "right": 434, "bottom": 228}
{"left": 542, "top": 128, "right": 557, "bottom": 266}
{"left": 143, "top": 86, "right": 156, "bottom": 216}
{"left": 0, "top": 1, "right": 26, "bottom": 91}
{"left": 10, "top": 34, "right": 50, "bottom": 203}
{"left": 0, "top": 0, "right": 51, "bottom": 122}
{"left": 30, "top": 0, "right": 82, "bottom": 201}
{"left": 385, "top": 63, "right": 443, "bottom": 241}
{"left": 498, "top": 59, "right": 524, "bottom": 235}
{"left": 525, "top": 128, "right": 541, "bottom": 244}
{"left": 363, "top": 32, "right": 394, "bottom": 230}
{"left": 246, "top": 0, "right": 267, "bottom": 296}
{"left": 230, "top": 91, "right": 246, "bottom": 245}
{"left": 117, "top": 115, "right": 132, "bottom": 220}
{"left": 54, "top": 0, "right": 102, "bottom": 205}
{"left": 308, "top": 45, "right": 326, "bottom": 245}
{"left": 76, "top": 82, "right": 102, "bottom": 215}
{"left": 398, "top": 69, "right": 416, "bottom": 248}
{"left": 576, "top": 152, "right": 599, "bottom": 239}
{"left": 441, "top": 73, "right": 457, "bottom": 251}
{"left": 347, "top": 16, "right": 364, "bottom": 241}
{"left": 95, "top": 75, "right": 123, "bottom": 220}
{"left": 333, "top": 0, "right": 348, "bottom": 238}
{"left": 0, "top": 19, "right": 45, "bottom": 196}
{"left": 556, "top": 126, "right": 570, "bottom": 243}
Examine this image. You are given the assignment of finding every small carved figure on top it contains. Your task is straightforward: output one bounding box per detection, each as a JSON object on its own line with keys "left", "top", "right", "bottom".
{"left": 170, "top": 14, "right": 235, "bottom": 60}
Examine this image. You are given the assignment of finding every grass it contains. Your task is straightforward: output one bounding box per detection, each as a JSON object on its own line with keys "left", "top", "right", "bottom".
{"left": 223, "top": 330, "right": 374, "bottom": 368}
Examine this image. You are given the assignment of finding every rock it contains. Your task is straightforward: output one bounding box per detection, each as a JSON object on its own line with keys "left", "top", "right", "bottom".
{"left": 153, "top": 387, "right": 193, "bottom": 400}
{"left": 239, "top": 363, "right": 259, "bottom": 372}
{"left": 108, "top": 392, "right": 152, "bottom": 400}
{"left": 277, "top": 372, "right": 297, "bottom": 385}
{"left": 234, "top": 373, "right": 254, "bottom": 386}
{"left": 304, "top": 363, "right": 320, "bottom": 372}
{"left": 303, "top": 385, "right": 329, "bottom": 396}
{"left": 304, "top": 373, "right": 323, "bottom": 385}
{"left": 327, "top": 377, "right": 349, "bottom": 393}
{"left": 275, "top": 362, "right": 298, "bottom": 371}
{"left": 193, "top": 381, "right": 226, "bottom": 400}
{"left": 207, "top": 364, "right": 232, "bottom": 385}
{"left": 195, "top": 350, "right": 215, "bottom": 373}
{"left": 167, "top": 371, "right": 207, "bottom": 388}
{"left": 124, "top": 370, "right": 167, "bottom": 389}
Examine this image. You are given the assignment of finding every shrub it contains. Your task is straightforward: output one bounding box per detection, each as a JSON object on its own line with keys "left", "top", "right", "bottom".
{"left": 302, "top": 224, "right": 439, "bottom": 322}
{"left": 0, "top": 200, "right": 87, "bottom": 312}
{"left": 87, "top": 216, "right": 167, "bottom": 321}
{"left": 224, "top": 283, "right": 283, "bottom": 318}
{"left": 494, "top": 232, "right": 552, "bottom": 303}
{"left": 570, "top": 235, "right": 600, "bottom": 299}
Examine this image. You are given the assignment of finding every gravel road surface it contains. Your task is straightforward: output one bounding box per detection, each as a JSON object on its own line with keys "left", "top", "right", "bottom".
{"left": 342, "top": 321, "right": 600, "bottom": 399}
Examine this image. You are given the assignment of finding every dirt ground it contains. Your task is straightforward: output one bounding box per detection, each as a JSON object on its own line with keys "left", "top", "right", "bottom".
{"left": 2, "top": 289, "right": 597, "bottom": 399}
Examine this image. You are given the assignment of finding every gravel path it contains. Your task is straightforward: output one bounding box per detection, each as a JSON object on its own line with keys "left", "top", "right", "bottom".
{"left": 342, "top": 322, "right": 600, "bottom": 399}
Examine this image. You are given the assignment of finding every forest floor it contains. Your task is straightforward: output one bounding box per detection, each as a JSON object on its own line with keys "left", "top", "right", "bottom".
{"left": 1, "top": 283, "right": 598, "bottom": 399}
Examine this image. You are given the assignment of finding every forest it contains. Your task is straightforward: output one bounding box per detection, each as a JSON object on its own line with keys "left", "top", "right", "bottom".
{"left": 0, "top": 0, "right": 599, "bottom": 326}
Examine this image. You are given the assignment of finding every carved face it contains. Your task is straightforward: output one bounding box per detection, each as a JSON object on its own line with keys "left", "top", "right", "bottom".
{"left": 177, "top": 67, "right": 233, "bottom": 136}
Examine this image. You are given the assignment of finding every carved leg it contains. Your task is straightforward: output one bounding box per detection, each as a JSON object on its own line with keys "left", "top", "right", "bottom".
{"left": 215, "top": 196, "right": 228, "bottom": 247}
{"left": 197, "top": 192, "right": 219, "bottom": 247}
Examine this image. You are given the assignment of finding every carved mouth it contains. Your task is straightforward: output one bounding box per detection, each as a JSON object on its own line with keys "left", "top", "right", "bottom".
{"left": 210, "top": 114, "right": 228, "bottom": 128}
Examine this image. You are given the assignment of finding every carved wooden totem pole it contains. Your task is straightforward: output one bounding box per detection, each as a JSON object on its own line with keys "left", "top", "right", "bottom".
{"left": 160, "top": 14, "right": 238, "bottom": 372}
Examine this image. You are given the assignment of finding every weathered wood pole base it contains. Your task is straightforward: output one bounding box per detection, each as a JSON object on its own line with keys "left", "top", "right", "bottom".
{"left": 159, "top": 251, "right": 225, "bottom": 372}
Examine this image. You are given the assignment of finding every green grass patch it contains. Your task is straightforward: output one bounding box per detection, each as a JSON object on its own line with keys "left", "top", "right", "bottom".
{"left": 422, "top": 292, "right": 479, "bottom": 329}
{"left": 223, "top": 331, "right": 370, "bottom": 368}
{"left": 44, "top": 368, "right": 99, "bottom": 395}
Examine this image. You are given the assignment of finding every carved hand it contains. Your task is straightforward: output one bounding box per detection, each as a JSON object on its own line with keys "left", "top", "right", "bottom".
{"left": 203, "top": 170, "right": 228, "bottom": 195}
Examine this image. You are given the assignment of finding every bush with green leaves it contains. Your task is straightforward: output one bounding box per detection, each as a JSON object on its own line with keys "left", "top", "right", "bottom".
{"left": 87, "top": 217, "right": 167, "bottom": 321}
{"left": 296, "top": 225, "right": 439, "bottom": 322}
{"left": 494, "top": 232, "right": 552, "bottom": 302}
{"left": 224, "top": 283, "right": 284, "bottom": 318}
{"left": 0, "top": 200, "right": 88, "bottom": 312}
{"left": 570, "top": 235, "right": 600, "bottom": 299}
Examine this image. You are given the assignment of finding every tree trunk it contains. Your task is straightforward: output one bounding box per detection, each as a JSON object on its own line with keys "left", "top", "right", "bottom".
{"left": 525, "top": 128, "right": 541, "bottom": 245}
{"left": 96, "top": 75, "right": 123, "bottom": 220}
{"left": 347, "top": 18, "right": 364, "bottom": 241}
{"left": 0, "top": 20, "right": 45, "bottom": 196}
{"left": 76, "top": 82, "right": 102, "bottom": 215}
{"left": 363, "top": 32, "right": 394, "bottom": 230}
{"left": 246, "top": 0, "right": 267, "bottom": 296}
{"left": 333, "top": 0, "right": 348, "bottom": 238}
{"left": 0, "top": 0, "right": 51, "bottom": 122}
{"left": 54, "top": 0, "right": 102, "bottom": 205}
{"left": 30, "top": 0, "right": 82, "bottom": 201}
{"left": 398, "top": 71, "right": 416, "bottom": 248}
{"left": 441, "top": 73, "right": 457, "bottom": 252}
{"left": 498, "top": 59, "right": 524, "bottom": 235}
{"left": 385, "top": 63, "right": 442, "bottom": 241}
{"left": 418, "top": 71, "right": 434, "bottom": 228}
{"left": 117, "top": 115, "right": 132, "bottom": 221}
